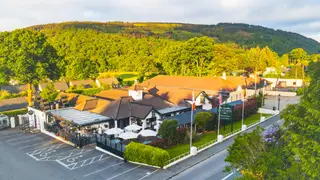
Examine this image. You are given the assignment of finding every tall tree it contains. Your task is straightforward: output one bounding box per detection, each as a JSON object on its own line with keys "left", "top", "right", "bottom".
{"left": 281, "top": 61, "right": 320, "bottom": 178}
{"left": 182, "top": 37, "right": 215, "bottom": 77}
{"left": 0, "top": 29, "right": 60, "bottom": 84}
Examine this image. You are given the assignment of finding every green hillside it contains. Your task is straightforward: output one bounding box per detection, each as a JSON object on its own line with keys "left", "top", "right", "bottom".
{"left": 26, "top": 21, "right": 320, "bottom": 55}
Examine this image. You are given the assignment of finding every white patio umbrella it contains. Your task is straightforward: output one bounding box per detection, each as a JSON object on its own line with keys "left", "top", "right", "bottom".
{"left": 118, "top": 131, "right": 139, "bottom": 140}
{"left": 138, "top": 129, "right": 157, "bottom": 137}
{"left": 124, "top": 124, "right": 142, "bottom": 132}
{"left": 104, "top": 128, "right": 124, "bottom": 135}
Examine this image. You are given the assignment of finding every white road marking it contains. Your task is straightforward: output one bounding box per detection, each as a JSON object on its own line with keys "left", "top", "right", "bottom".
{"left": 138, "top": 169, "right": 160, "bottom": 180}
{"left": 26, "top": 144, "right": 67, "bottom": 161}
{"left": 69, "top": 154, "right": 111, "bottom": 170}
{"left": 221, "top": 172, "right": 234, "bottom": 180}
{"left": 58, "top": 154, "right": 110, "bottom": 170}
{"left": 83, "top": 162, "right": 124, "bottom": 178}
{"left": 106, "top": 165, "right": 141, "bottom": 180}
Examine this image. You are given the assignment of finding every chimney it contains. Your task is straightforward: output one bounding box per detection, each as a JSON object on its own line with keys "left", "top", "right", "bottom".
{"left": 221, "top": 72, "right": 227, "bottom": 80}
{"left": 128, "top": 90, "right": 143, "bottom": 101}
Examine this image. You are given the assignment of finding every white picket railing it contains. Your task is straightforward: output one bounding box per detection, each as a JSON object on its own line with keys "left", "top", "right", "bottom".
{"left": 197, "top": 139, "right": 217, "bottom": 151}
{"left": 166, "top": 151, "right": 190, "bottom": 165}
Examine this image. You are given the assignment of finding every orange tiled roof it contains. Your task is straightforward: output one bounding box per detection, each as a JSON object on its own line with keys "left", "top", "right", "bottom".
{"left": 146, "top": 86, "right": 202, "bottom": 105}
{"left": 139, "top": 75, "right": 238, "bottom": 92}
{"left": 58, "top": 92, "right": 95, "bottom": 106}
{"left": 90, "top": 99, "right": 113, "bottom": 114}
{"left": 95, "top": 89, "right": 129, "bottom": 100}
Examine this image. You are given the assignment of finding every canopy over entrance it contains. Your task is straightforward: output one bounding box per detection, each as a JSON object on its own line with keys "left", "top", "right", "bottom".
{"left": 48, "top": 108, "right": 111, "bottom": 127}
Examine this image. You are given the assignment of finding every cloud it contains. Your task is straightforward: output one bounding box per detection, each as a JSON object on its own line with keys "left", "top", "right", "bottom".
{"left": 0, "top": 0, "right": 319, "bottom": 42}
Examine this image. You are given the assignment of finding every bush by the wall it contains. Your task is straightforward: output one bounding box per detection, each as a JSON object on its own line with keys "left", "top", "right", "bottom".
{"left": 158, "top": 119, "right": 178, "bottom": 146}
{"left": 233, "top": 98, "right": 258, "bottom": 122}
{"left": 0, "top": 108, "right": 27, "bottom": 117}
{"left": 194, "top": 112, "right": 214, "bottom": 132}
{"left": 124, "top": 142, "right": 170, "bottom": 167}
{"left": 175, "top": 127, "right": 187, "bottom": 144}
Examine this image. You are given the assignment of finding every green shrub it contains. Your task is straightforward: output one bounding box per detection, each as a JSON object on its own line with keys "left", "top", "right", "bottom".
{"left": 67, "top": 88, "right": 103, "bottom": 96}
{"left": 175, "top": 127, "right": 187, "bottom": 144}
{"left": 124, "top": 142, "right": 170, "bottom": 167}
{"left": 40, "top": 82, "right": 59, "bottom": 102}
{"left": 296, "top": 88, "right": 304, "bottom": 95}
{"left": 0, "top": 108, "right": 27, "bottom": 117}
{"left": 0, "top": 90, "right": 27, "bottom": 100}
{"left": 194, "top": 112, "right": 214, "bottom": 132}
{"left": 158, "top": 119, "right": 178, "bottom": 146}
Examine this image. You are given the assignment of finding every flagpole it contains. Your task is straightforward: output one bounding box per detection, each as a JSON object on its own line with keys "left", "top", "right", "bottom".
{"left": 242, "top": 77, "right": 247, "bottom": 127}
{"left": 190, "top": 91, "right": 194, "bottom": 152}
{"left": 217, "top": 89, "right": 221, "bottom": 136}
{"left": 260, "top": 80, "right": 265, "bottom": 119}
{"left": 217, "top": 105, "right": 221, "bottom": 136}
{"left": 241, "top": 93, "right": 245, "bottom": 127}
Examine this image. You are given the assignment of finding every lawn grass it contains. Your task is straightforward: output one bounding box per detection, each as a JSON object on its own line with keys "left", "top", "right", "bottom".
{"left": 98, "top": 72, "right": 139, "bottom": 82}
{"left": 166, "top": 113, "right": 273, "bottom": 158}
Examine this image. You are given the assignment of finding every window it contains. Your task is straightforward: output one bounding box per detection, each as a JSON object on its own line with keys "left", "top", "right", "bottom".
{"left": 293, "top": 82, "right": 296, "bottom": 85}
{"left": 200, "top": 94, "right": 205, "bottom": 104}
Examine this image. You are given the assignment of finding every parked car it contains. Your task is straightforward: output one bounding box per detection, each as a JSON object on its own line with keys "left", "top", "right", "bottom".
{"left": 0, "top": 115, "right": 9, "bottom": 130}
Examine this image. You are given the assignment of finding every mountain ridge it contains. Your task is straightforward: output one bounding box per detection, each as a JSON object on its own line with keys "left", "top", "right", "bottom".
{"left": 26, "top": 21, "right": 320, "bottom": 55}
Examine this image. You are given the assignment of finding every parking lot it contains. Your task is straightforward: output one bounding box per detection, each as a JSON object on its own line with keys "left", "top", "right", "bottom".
{"left": 0, "top": 129, "right": 159, "bottom": 180}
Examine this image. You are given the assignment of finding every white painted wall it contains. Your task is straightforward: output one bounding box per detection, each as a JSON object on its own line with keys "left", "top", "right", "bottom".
{"left": 227, "top": 86, "right": 243, "bottom": 102}
{"left": 144, "top": 110, "right": 161, "bottom": 120}
{"left": 195, "top": 93, "right": 211, "bottom": 104}
{"left": 142, "top": 110, "right": 161, "bottom": 129}
{"left": 27, "top": 107, "right": 45, "bottom": 131}
{"left": 246, "top": 89, "right": 256, "bottom": 98}
{"left": 264, "top": 78, "right": 303, "bottom": 88}
{"left": 265, "top": 91, "right": 297, "bottom": 97}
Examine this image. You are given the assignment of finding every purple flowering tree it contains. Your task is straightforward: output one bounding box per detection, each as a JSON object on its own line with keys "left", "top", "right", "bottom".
{"left": 262, "top": 125, "right": 280, "bottom": 143}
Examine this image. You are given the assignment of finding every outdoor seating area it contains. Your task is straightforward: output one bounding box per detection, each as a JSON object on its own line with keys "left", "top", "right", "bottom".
{"left": 44, "top": 108, "right": 112, "bottom": 147}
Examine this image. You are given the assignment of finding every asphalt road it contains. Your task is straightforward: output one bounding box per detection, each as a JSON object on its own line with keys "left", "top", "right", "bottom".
{"left": 169, "top": 115, "right": 283, "bottom": 180}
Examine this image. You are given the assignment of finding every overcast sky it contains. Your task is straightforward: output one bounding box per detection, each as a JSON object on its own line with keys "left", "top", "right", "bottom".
{"left": 0, "top": 0, "right": 319, "bottom": 42}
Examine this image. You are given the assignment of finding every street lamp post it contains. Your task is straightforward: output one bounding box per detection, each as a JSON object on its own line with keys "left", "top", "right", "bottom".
{"left": 278, "top": 94, "right": 281, "bottom": 111}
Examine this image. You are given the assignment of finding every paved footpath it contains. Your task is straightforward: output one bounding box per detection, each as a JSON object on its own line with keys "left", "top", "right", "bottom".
{"left": 145, "top": 114, "right": 281, "bottom": 180}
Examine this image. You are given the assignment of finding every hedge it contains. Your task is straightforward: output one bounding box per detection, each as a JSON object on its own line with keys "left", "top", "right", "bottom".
{"left": 67, "top": 88, "right": 103, "bottom": 96}
{"left": 0, "top": 108, "right": 27, "bottom": 117}
{"left": 124, "top": 142, "right": 170, "bottom": 167}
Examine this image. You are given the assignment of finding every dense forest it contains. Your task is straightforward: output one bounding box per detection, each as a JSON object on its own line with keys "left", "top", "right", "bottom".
{"left": 27, "top": 22, "right": 320, "bottom": 55}
{"left": 0, "top": 23, "right": 319, "bottom": 85}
